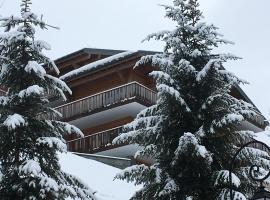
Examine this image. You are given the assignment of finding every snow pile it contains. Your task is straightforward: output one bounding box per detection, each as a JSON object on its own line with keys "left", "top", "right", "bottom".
{"left": 59, "top": 152, "right": 140, "bottom": 200}
{"left": 60, "top": 51, "right": 136, "bottom": 80}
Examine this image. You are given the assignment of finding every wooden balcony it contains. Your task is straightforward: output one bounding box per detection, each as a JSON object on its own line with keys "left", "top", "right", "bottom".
{"left": 51, "top": 82, "right": 157, "bottom": 121}
{"left": 67, "top": 126, "right": 123, "bottom": 153}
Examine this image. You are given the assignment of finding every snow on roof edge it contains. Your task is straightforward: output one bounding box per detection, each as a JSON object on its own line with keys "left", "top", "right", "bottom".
{"left": 60, "top": 51, "right": 137, "bottom": 81}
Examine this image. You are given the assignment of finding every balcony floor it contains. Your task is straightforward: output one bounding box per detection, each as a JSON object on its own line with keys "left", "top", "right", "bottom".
{"left": 68, "top": 101, "right": 147, "bottom": 130}
{"left": 94, "top": 144, "right": 139, "bottom": 158}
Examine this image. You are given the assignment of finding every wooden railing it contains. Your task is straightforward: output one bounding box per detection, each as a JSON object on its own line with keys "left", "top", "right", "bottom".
{"left": 67, "top": 126, "right": 123, "bottom": 153}
{"left": 51, "top": 82, "right": 157, "bottom": 121}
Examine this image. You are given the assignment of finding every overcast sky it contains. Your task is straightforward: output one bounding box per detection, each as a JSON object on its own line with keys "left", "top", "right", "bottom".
{"left": 1, "top": 0, "right": 270, "bottom": 120}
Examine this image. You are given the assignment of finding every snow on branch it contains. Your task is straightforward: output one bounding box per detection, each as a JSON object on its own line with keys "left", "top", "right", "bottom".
{"left": 135, "top": 54, "right": 173, "bottom": 69}
{"left": 158, "top": 177, "right": 179, "bottom": 197}
{"left": 3, "top": 113, "right": 26, "bottom": 130}
{"left": 24, "top": 61, "right": 46, "bottom": 78}
{"left": 45, "top": 74, "right": 72, "bottom": 101}
{"left": 37, "top": 137, "right": 67, "bottom": 152}
{"left": 0, "top": 96, "right": 8, "bottom": 106}
{"left": 18, "top": 85, "right": 44, "bottom": 98}
{"left": 218, "top": 188, "right": 246, "bottom": 200}
{"left": 142, "top": 30, "right": 170, "bottom": 42}
{"left": 31, "top": 40, "right": 51, "bottom": 52}
{"left": 162, "top": 4, "right": 187, "bottom": 25}
{"left": 157, "top": 84, "right": 191, "bottom": 112}
{"left": 213, "top": 113, "right": 244, "bottom": 128}
{"left": 214, "top": 170, "right": 240, "bottom": 188}
{"left": 39, "top": 176, "right": 59, "bottom": 193}
{"left": 149, "top": 71, "right": 175, "bottom": 85}
{"left": 174, "top": 132, "right": 212, "bottom": 164}
{"left": 219, "top": 70, "right": 249, "bottom": 85}
{"left": 218, "top": 53, "right": 241, "bottom": 61}
{"left": 115, "top": 164, "right": 150, "bottom": 184}
{"left": 134, "top": 144, "right": 157, "bottom": 159}
{"left": 55, "top": 121, "right": 84, "bottom": 137}
{"left": 19, "top": 160, "right": 41, "bottom": 177}
{"left": 0, "top": 30, "right": 25, "bottom": 43}
{"left": 112, "top": 130, "right": 139, "bottom": 145}
{"left": 196, "top": 59, "right": 220, "bottom": 82}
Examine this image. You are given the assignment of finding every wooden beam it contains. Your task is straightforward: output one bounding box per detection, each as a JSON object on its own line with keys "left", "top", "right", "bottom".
{"left": 57, "top": 54, "right": 92, "bottom": 69}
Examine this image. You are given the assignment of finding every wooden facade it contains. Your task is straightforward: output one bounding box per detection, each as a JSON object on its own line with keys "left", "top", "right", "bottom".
{"left": 49, "top": 48, "right": 267, "bottom": 156}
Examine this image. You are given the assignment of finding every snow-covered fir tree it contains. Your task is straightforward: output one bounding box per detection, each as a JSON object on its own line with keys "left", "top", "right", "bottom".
{"left": 114, "top": 0, "right": 269, "bottom": 199}
{"left": 0, "top": 0, "right": 95, "bottom": 199}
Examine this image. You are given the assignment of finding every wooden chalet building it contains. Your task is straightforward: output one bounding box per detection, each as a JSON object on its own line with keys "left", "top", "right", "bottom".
{"left": 49, "top": 48, "right": 267, "bottom": 159}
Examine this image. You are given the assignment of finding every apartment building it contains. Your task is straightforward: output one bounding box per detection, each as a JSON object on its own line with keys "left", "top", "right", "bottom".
{"left": 50, "top": 48, "right": 267, "bottom": 160}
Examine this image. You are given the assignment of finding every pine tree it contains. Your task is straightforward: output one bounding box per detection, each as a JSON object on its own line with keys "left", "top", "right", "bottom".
{"left": 0, "top": 1, "right": 95, "bottom": 199}
{"left": 113, "top": 0, "right": 268, "bottom": 199}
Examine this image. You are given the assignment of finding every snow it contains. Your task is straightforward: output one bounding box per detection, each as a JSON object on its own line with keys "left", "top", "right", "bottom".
{"left": 196, "top": 59, "right": 220, "bottom": 82}
{"left": 22, "top": 12, "right": 38, "bottom": 20}
{"left": 18, "top": 85, "right": 44, "bottom": 98}
{"left": 58, "top": 122, "right": 84, "bottom": 137}
{"left": 135, "top": 54, "right": 173, "bottom": 69}
{"left": 45, "top": 74, "right": 72, "bottom": 101}
{"left": 149, "top": 71, "right": 175, "bottom": 85}
{"left": 37, "top": 137, "right": 67, "bottom": 152}
{"left": 190, "top": 49, "right": 202, "bottom": 57}
{"left": 142, "top": 30, "right": 170, "bottom": 42}
{"left": 19, "top": 160, "right": 41, "bottom": 177}
{"left": 213, "top": 113, "right": 244, "bottom": 128}
{"left": 0, "top": 96, "right": 8, "bottom": 105}
{"left": 158, "top": 178, "right": 178, "bottom": 197}
{"left": 215, "top": 170, "right": 240, "bottom": 188}
{"left": 156, "top": 83, "right": 191, "bottom": 112}
{"left": 3, "top": 113, "right": 25, "bottom": 130}
{"left": 39, "top": 177, "right": 59, "bottom": 192}
{"left": 60, "top": 51, "right": 136, "bottom": 80}
{"left": 25, "top": 61, "right": 46, "bottom": 78}
{"left": 174, "top": 132, "right": 212, "bottom": 163}
{"left": 31, "top": 40, "right": 51, "bottom": 51}
{"left": 59, "top": 152, "right": 140, "bottom": 200}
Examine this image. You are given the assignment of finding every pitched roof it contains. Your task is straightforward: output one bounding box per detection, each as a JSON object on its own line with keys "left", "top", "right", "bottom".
{"left": 60, "top": 51, "right": 137, "bottom": 80}
{"left": 58, "top": 48, "right": 158, "bottom": 81}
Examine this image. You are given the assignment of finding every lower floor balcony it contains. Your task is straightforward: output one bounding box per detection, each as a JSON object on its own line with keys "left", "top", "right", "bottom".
{"left": 67, "top": 126, "right": 124, "bottom": 154}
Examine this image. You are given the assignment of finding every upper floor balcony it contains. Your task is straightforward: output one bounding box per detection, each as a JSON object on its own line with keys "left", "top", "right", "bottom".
{"left": 51, "top": 81, "right": 157, "bottom": 122}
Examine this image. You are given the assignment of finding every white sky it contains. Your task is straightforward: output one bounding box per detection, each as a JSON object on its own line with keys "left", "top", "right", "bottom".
{"left": 1, "top": 0, "right": 270, "bottom": 119}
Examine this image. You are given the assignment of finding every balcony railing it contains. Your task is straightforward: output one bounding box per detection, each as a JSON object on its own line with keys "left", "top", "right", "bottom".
{"left": 67, "top": 126, "right": 123, "bottom": 153}
{"left": 51, "top": 82, "right": 157, "bottom": 121}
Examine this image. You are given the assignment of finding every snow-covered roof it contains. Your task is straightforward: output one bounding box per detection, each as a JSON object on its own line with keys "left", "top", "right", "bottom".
{"left": 60, "top": 51, "right": 137, "bottom": 81}
{"left": 59, "top": 152, "right": 140, "bottom": 200}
